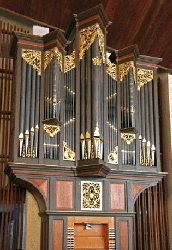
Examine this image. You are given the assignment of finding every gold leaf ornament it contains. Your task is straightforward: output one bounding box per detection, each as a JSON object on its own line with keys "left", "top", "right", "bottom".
{"left": 137, "top": 68, "right": 153, "bottom": 90}
{"left": 79, "top": 23, "right": 105, "bottom": 61}
{"left": 44, "top": 47, "right": 63, "bottom": 71}
{"left": 119, "top": 61, "right": 135, "bottom": 82}
{"left": 22, "top": 49, "right": 41, "bottom": 75}
{"left": 64, "top": 50, "right": 76, "bottom": 73}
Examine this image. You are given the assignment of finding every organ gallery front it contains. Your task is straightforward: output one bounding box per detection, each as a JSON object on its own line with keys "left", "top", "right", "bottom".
{"left": 5, "top": 4, "right": 166, "bottom": 250}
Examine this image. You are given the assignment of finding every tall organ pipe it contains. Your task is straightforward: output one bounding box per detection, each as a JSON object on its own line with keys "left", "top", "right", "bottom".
{"left": 53, "top": 57, "right": 58, "bottom": 118}
{"left": 145, "top": 83, "right": 150, "bottom": 142}
{"left": 126, "top": 75, "right": 129, "bottom": 127}
{"left": 86, "top": 48, "right": 91, "bottom": 137}
{"left": 50, "top": 62, "right": 53, "bottom": 118}
{"left": 30, "top": 68, "right": 36, "bottom": 156}
{"left": 81, "top": 56, "right": 85, "bottom": 137}
{"left": 47, "top": 64, "right": 50, "bottom": 120}
{"left": 115, "top": 80, "right": 117, "bottom": 147}
{"left": 92, "top": 38, "right": 99, "bottom": 135}
{"left": 121, "top": 76, "right": 124, "bottom": 128}
{"left": 129, "top": 70, "right": 135, "bottom": 127}
{"left": 35, "top": 74, "right": 40, "bottom": 157}
{"left": 123, "top": 77, "right": 127, "bottom": 128}
{"left": 141, "top": 86, "right": 146, "bottom": 139}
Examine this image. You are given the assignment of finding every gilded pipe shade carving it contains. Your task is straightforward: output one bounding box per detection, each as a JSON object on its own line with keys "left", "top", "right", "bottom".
{"left": 44, "top": 47, "right": 63, "bottom": 71}
{"left": 121, "top": 132, "right": 136, "bottom": 145}
{"left": 106, "top": 60, "right": 117, "bottom": 81}
{"left": 63, "top": 141, "right": 75, "bottom": 161}
{"left": 137, "top": 68, "right": 153, "bottom": 90}
{"left": 64, "top": 50, "right": 76, "bottom": 73}
{"left": 22, "top": 49, "right": 41, "bottom": 75}
{"left": 79, "top": 23, "right": 105, "bottom": 61}
{"left": 119, "top": 61, "right": 135, "bottom": 82}
{"left": 108, "top": 146, "right": 118, "bottom": 164}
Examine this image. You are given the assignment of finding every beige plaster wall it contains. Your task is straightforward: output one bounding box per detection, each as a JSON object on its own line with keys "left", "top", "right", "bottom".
{"left": 158, "top": 71, "right": 172, "bottom": 249}
{"left": 25, "top": 191, "right": 41, "bottom": 250}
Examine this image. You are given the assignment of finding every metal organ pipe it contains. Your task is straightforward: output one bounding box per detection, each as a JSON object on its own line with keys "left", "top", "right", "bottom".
{"left": 86, "top": 49, "right": 91, "bottom": 137}
{"left": 129, "top": 70, "right": 135, "bottom": 127}
{"left": 35, "top": 74, "right": 40, "bottom": 158}
{"left": 81, "top": 56, "right": 85, "bottom": 138}
{"left": 19, "top": 59, "right": 27, "bottom": 156}
{"left": 30, "top": 68, "right": 36, "bottom": 157}
{"left": 145, "top": 83, "right": 151, "bottom": 165}
{"left": 92, "top": 38, "right": 99, "bottom": 135}
{"left": 53, "top": 57, "right": 58, "bottom": 119}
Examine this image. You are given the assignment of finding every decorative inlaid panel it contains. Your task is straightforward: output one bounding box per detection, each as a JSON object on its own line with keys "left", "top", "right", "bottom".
{"left": 119, "top": 220, "right": 129, "bottom": 250}
{"left": 53, "top": 220, "right": 63, "bottom": 250}
{"left": 56, "top": 180, "right": 73, "bottom": 209}
{"left": 67, "top": 228, "right": 74, "bottom": 250}
{"left": 110, "top": 183, "right": 125, "bottom": 211}
{"left": 109, "top": 228, "right": 116, "bottom": 250}
{"left": 81, "top": 181, "right": 102, "bottom": 210}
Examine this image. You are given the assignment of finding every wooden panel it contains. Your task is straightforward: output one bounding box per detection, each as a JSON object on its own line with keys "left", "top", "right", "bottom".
{"left": 74, "top": 224, "right": 108, "bottom": 249}
{"left": 110, "top": 183, "right": 125, "bottom": 211}
{"left": 119, "top": 220, "right": 129, "bottom": 250}
{"left": 28, "top": 178, "right": 48, "bottom": 198}
{"left": 75, "top": 236, "right": 106, "bottom": 249}
{"left": 53, "top": 220, "right": 63, "bottom": 250}
{"left": 74, "top": 224, "right": 107, "bottom": 237}
{"left": 74, "top": 216, "right": 109, "bottom": 224}
{"left": 56, "top": 180, "right": 73, "bottom": 209}
{"left": 133, "top": 183, "right": 147, "bottom": 200}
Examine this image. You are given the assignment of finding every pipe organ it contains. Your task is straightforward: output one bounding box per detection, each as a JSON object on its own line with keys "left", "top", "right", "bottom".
{"left": 7, "top": 4, "right": 166, "bottom": 250}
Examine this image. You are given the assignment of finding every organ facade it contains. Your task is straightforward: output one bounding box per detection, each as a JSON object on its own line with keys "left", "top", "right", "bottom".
{"left": 5, "top": 4, "right": 166, "bottom": 250}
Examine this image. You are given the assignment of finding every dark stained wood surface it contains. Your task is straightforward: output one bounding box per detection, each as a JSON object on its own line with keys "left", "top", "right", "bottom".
{"left": 0, "top": 0, "right": 172, "bottom": 69}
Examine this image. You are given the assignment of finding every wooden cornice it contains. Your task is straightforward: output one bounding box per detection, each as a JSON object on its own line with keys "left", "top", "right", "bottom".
{"left": 5, "top": 162, "right": 167, "bottom": 181}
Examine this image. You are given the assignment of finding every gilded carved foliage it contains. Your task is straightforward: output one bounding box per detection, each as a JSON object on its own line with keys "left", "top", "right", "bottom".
{"left": 121, "top": 132, "right": 136, "bottom": 145}
{"left": 43, "top": 124, "right": 60, "bottom": 138}
{"left": 108, "top": 146, "right": 118, "bottom": 164}
{"left": 119, "top": 61, "right": 135, "bottom": 82}
{"left": 79, "top": 23, "right": 105, "bottom": 62}
{"left": 106, "top": 60, "right": 117, "bottom": 81}
{"left": 63, "top": 141, "right": 75, "bottom": 161}
{"left": 44, "top": 47, "right": 63, "bottom": 71}
{"left": 64, "top": 50, "right": 76, "bottom": 73}
{"left": 137, "top": 68, "right": 153, "bottom": 90}
{"left": 22, "top": 49, "right": 41, "bottom": 75}
{"left": 92, "top": 56, "right": 102, "bottom": 65}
